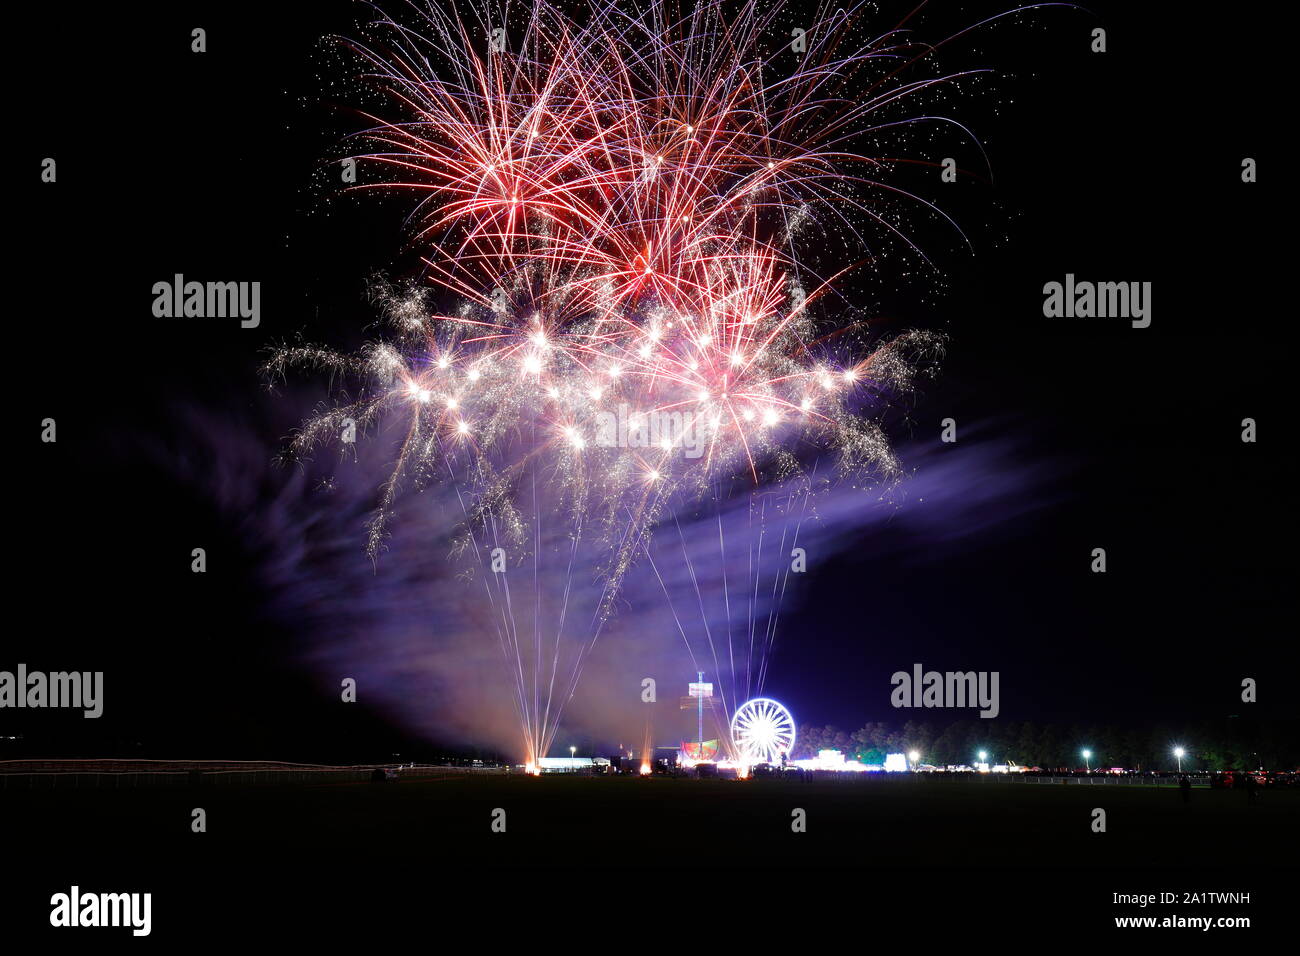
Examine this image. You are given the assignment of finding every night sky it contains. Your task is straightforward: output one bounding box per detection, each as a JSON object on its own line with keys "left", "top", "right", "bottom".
{"left": 11, "top": 0, "right": 1290, "bottom": 762}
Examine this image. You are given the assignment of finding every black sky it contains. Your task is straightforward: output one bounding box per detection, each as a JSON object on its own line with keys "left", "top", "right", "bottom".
{"left": 10, "top": 0, "right": 1292, "bottom": 760}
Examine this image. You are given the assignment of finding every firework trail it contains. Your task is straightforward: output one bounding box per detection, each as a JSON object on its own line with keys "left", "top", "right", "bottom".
{"left": 268, "top": 0, "right": 1025, "bottom": 765}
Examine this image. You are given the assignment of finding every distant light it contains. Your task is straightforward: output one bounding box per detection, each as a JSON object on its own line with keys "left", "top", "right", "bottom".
{"left": 1174, "top": 747, "right": 1185, "bottom": 758}
{"left": 883, "top": 753, "right": 908, "bottom": 773}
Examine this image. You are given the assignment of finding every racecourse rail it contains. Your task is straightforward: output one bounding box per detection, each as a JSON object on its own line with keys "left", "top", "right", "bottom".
{"left": 0, "top": 759, "right": 504, "bottom": 789}
{"left": 0, "top": 759, "right": 1215, "bottom": 790}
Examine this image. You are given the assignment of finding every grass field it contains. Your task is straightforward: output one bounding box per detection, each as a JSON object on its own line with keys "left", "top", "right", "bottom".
{"left": 7, "top": 773, "right": 1295, "bottom": 937}
{"left": 9, "top": 772, "right": 1297, "bottom": 867}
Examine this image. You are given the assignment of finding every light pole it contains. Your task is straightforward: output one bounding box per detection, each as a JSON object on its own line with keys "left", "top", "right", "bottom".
{"left": 908, "top": 750, "right": 920, "bottom": 771}
{"left": 570, "top": 745, "right": 576, "bottom": 772}
{"left": 697, "top": 671, "right": 705, "bottom": 763}
{"left": 1082, "top": 749, "right": 1092, "bottom": 773}
{"left": 1174, "top": 747, "right": 1185, "bottom": 773}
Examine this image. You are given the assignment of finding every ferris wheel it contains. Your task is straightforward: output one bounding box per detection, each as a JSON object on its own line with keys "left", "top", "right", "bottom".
{"left": 730, "top": 697, "right": 796, "bottom": 765}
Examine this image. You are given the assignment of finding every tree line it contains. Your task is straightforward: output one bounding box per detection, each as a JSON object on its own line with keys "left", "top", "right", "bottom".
{"left": 791, "top": 715, "right": 1298, "bottom": 771}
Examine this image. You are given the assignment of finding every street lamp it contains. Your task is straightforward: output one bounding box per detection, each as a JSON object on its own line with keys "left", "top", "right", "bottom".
{"left": 1082, "top": 749, "right": 1092, "bottom": 773}
{"left": 908, "top": 749, "right": 920, "bottom": 771}
{"left": 1174, "top": 747, "right": 1185, "bottom": 773}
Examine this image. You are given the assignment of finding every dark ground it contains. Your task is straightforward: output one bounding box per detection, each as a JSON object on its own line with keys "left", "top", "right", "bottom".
{"left": 7, "top": 773, "right": 1296, "bottom": 937}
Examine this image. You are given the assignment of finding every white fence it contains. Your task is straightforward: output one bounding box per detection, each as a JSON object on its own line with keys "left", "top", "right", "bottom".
{"left": 1005, "top": 774, "right": 1211, "bottom": 787}
{"left": 0, "top": 759, "right": 506, "bottom": 790}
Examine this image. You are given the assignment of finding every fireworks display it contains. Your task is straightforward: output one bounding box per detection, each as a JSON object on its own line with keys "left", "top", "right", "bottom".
{"left": 266, "top": 0, "right": 998, "bottom": 765}
{"left": 14, "top": 0, "right": 1292, "bottom": 929}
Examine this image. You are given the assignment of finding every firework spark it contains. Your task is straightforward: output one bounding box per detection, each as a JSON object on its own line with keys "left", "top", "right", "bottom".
{"left": 267, "top": 0, "right": 1012, "bottom": 765}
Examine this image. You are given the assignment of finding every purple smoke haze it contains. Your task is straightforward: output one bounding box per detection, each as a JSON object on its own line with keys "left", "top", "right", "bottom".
{"left": 132, "top": 398, "right": 1062, "bottom": 759}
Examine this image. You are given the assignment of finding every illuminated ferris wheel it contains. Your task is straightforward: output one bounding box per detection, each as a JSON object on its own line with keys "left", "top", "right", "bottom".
{"left": 730, "top": 698, "right": 796, "bottom": 765}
